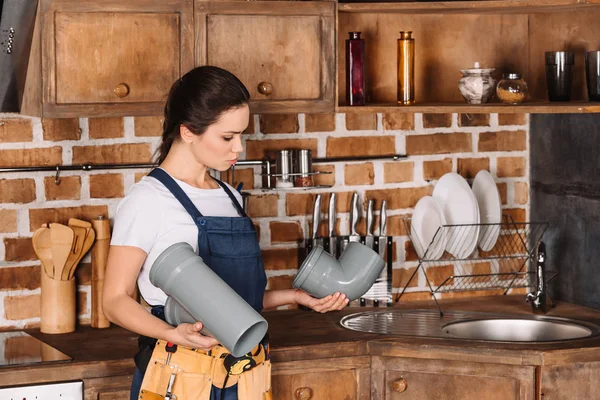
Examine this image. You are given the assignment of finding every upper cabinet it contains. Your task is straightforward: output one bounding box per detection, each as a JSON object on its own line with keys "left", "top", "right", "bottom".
{"left": 195, "top": 0, "right": 335, "bottom": 114}
{"left": 22, "top": 0, "right": 194, "bottom": 117}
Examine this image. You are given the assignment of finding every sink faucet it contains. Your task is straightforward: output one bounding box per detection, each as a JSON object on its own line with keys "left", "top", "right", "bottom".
{"left": 526, "top": 241, "right": 552, "bottom": 314}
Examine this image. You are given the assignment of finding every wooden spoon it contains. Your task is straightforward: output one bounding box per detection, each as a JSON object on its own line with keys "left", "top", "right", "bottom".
{"left": 32, "top": 227, "right": 54, "bottom": 278}
{"left": 49, "top": 223, "right": 75, "bottom": 281}
{"left": 62, "top": 225, "right": 87, "bottom": 280}
{"left": 67, "top": 225, "right": 96, "bottom": 280}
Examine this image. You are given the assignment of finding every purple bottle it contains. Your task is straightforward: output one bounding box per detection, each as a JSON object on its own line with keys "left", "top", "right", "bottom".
{"left": 346, "top": 32, "right": 366, "bottom": 106}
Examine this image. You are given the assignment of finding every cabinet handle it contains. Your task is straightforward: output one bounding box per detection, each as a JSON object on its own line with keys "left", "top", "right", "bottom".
{"left": 294, "top": 387, "right": 313, "bottom": 400}
{"left": 391, "top": 378, "right": 408, "bottom": 393}
{"left": 257, "top": 81, "right": 273, "bottom": 96}
{"left": 114, "top": 83, "right": 130, "bottom": 98}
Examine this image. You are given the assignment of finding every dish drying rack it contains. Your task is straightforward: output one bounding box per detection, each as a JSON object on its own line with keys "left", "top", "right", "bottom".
{"left": 398, "top": 216, "right": 552, "bottom": 316}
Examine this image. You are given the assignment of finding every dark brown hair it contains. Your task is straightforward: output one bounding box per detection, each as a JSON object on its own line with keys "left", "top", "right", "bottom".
{"left": 155, "top": 66, "right": 250, "bottom": 164}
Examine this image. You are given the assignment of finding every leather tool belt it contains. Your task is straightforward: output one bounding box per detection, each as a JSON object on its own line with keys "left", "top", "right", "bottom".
{"left": 139, "top": 340, "right": 272, "bottom": 400}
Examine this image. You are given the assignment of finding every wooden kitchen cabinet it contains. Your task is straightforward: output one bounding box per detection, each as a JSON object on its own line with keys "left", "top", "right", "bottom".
{"left": 83, "top": 374, "right": 133, "bottom": 400}
{"left": 371, "top": 356, "right": 536, "bottom": 400}
{"left": 195, "top": 0, "right": 336, "bottom": 114}
{"left": 25, "top": 0, "right": 194, "bottom": 117}
{"left": 271, "top": 356, "right": 371, "bottom": 400}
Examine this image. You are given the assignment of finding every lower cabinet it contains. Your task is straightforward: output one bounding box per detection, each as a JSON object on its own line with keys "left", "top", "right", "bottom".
{"left": 271, "top": 356, "right": 371, "bottom": 400}
{"left": 540, "top": 360, "right": 600, "bottom": 399}
{"left": 371, "top": 356, "right": 536, "bottom": 400}
{"left": 83, "top": 375, "right": 133, "bottom": 400}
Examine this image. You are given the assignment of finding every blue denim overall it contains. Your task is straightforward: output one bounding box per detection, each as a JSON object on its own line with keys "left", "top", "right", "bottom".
{"left": 130, "top": 168, "right": 267, "bottom": 400}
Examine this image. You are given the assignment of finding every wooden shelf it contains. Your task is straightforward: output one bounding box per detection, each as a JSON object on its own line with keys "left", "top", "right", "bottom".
{"left": 336, "top": 102, "right": 600, "bottom": 114}
{"left": 338, "top": 0, "right": 599, "bottom": 14}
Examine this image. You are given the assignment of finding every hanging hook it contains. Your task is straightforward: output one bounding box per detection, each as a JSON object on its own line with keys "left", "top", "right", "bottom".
{"left": 54, "top": 165, "right": 61, "bottom": 185}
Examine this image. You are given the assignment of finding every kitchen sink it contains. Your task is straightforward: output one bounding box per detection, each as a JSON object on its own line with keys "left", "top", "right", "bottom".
{"left": 339, "top": 309, "right": 600, "bottom": 343}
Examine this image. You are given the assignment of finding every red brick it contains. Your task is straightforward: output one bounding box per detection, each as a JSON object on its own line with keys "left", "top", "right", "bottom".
{"left": 404, "top": 240, "right": 419, "bottom": 262}
{"left": 75, "top": 262, "right": 91, "bottom": 285}
{"left": 270, "top": 221, "right": 303, "bottom": 244}
{"left": 247, "top": 194, "right": 278, "bottom": 218}
{"left": 497, "top": 157, "right": 526, "bottom": 177}
{"left": 392, "top": 267, "right": 419, "bottom": 288}
{"left": 42, "top": 119, "right": 80, "bottom": 141}
{"left": 514, "top": 182, "right": 528, "bottom": 205}
{"left": 134, "top": 172, "right": 148, "bottom": 183}
{"left": 134, "top": 116, "right": 164, "bottom": 137}
{"left": 286, "top": 193, "right": 318, "bottom": 217}
{"left": 267, "top": 275, "right": 295, "bottom": 291}
{"left": 396, "top": 291, "right": 433, "bottom": 302}
{"left": 28, "top": 206, "right": 108, "bottom": 231}
{"left": 72, "top": 143, "right": 152, "bottom": 164}
{"left": 457, "top": 158, "right": 490, "bottom": 179}
{"left": 423, "top": 113, "right": 452, "bottom": 128}
{"left": 0, "top": 147, "right": 62, "bottom": 167}
{"left": 503, "top": 208, "right": 526, "bottom": 223}
{"left": 425, "top": 264, "right": 455, "bottom": 286}
{"left": 497, "top": 182, "right": 508, "bottom": 205}
{"left": 423, "top": 158, "right": 453, "bottom": 181}
{"left": 344, "top": 163, "right": 374, "bottom": 185}
{"left": 313, "top": 164, "right": 335, "bottom": 186}
{"left": 245, "top": 139, "right": 318, "bottom": 160}
{"left": 498, "top": 114, "right": 526, "bottom": 126}
{"left": 222, "top": 168, "right": 255, "bottom": 190}
{"left": 345, "top": 113, "right": 376, "bottom": 131}
{"left": 384, "top": 161, "right": 414, "bottom": 183}
{"left": 44, "top": 176, "right": 81, "bottom": 201}
{"left": 0, "top": 118, "right": 33, "bottom": 142}
{"left": 244, "top": 114, "right": 255, "bottom": 135}
{"left": 259, "top": 114, "right": 298, "bottom": 134}
{"left": 0, "top": 179, "right": 36, "bottom": 204}
{"left": 261, "top": 248, "right": 299, "bottom": 271}
{"left": 4, "top": 238, "right": 36, "bottom": 262}
{"left": 0, "top": 210, "right": 17, "bottom": 233}
{"left": 478, "top": 130, "right": 526, "bottom": 152}
{"left": 383, "top": 112, "right": 414, "bottom": 131}
{"left": 326, "top": 136, "right": 396, "bottom": 158}
{"left": 365, "top": 186, "right": 433, "bottom": 210}
{"left": 90, "top": 174, "right": 124, "bottom": 198}
{"left": 458, "top": 113, "right": 489, "bottom": 127}
{"left": 89, "top": 117, "right": 124, "bottom": 139}
{"left": 4, "top": 294, "right": 40, "bottom": 320}
{"left": 406, "top": 133, "right": 472, "bottom": 155}
{"left": 78, "top": 290, "right": 88, "bottom": 315}
{"left": 386, "top": 214, "right": 411, "bottom": 237}
{"left": 305, "top": 113, "right": 335, "bottom": 132}
{"left": 0, "top": 265, "right": 40, "bottom": 290}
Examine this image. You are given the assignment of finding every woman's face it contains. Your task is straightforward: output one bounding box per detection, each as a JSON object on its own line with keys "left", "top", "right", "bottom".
{"left": 189, "top": 105, "right": 249, "bottom": 171}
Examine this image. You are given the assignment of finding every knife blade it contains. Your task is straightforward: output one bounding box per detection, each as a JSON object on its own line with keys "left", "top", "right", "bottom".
{"left": 349, "top": 192, "right": 360, "bottom": 243}
{"left": 373, "top": 200, "right": 387, "bottom": 307}
{"left": 360, "top": 199, "right": 375, "bottom": 307}
{"left": 307, "top": 194, "right": 321, "bottom": 255}
{"left": 325, "top": 193, "right": 337, "bottom": 256}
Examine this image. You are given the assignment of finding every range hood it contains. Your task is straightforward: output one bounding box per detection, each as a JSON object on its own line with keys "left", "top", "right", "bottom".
{"left": 0, "top": 0, "right": 37, "bottom": 112}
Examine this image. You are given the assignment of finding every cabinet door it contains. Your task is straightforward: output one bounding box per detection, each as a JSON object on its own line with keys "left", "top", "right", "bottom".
{"left": 195, "top": 0, "right": 335, "bottom": 114}
{"left": 83, "top": 374, "right": 133, "bottom": 400}
{"left": 41, "top": 0, "right": 194, "bottom": 117}
{"left": 372, "top": 356, "right": 535, "bottom": 400}
{"left": 272, "top": 356, "right": 370, "bottom": 400}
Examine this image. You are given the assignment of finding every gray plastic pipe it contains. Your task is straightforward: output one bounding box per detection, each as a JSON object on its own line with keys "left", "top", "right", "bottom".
{"left": 292, "top": 242, "right": 385, "bottom": 301}
{"left": 150, "top": 242, "right": 268, "bottom": 357}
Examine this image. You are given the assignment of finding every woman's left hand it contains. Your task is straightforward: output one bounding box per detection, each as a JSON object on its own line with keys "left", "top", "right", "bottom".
{"left": 294, "top": 290, "right": 349, "bottom": 313}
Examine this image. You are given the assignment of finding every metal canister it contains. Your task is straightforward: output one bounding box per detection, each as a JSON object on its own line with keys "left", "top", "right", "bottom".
{"left": 294, "top": 149, "right": 314, "bottom": 187}
{"left": 276, "top": 149, "right": 294, "bottom": 188}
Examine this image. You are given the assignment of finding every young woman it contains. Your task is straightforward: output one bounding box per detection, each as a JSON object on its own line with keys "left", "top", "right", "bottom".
{"left": 102, "top": 66, "right": 348, "bottom": 400}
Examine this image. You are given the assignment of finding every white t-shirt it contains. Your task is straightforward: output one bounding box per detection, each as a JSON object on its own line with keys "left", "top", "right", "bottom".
{"left": 110, "top": 169, "right": 243, "bottom": 306}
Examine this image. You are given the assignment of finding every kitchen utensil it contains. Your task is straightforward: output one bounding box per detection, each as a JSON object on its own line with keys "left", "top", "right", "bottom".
{"left": 325, "top": 193, "right": 337, "bottom": 255}
{"left": 91, "top": 216, "right": 111, "bottom": 329}
{"left": 66, "top": 221, "right": 96, "bottom": 280}
{"left": 349, "top": 192, "right": 360, "bottom": 243}
{"left": 151, "top": 242, "right": 268, "bottom": 357}
{"left": 32, "top": 226, "right": 53, "bottom": 278}
{"left": 40, "top": 270, "right": 76, "bottom": 334}
{"left": 586, "top": 51, "right": 600, "bottom": 101}
{"left": 62, "top": 224, "right": 86, "bottom": 280}
{"left": 545, "top": 51, "right": 575, "bottom": 102}
{"left": 294, "top": 149, "right": 314, "bottom": 187}
{"left": 411, "top": 196, "right": 448, "bottom": 260}
{"left": 292, "top": 242, "right": 385, "bottom": 301}
{"left": 275, "top": 149, "right": 294, "bottom": 188}
{"left": 432, "top": 173, "right": 479, "bottom": 259}
{"left": 373, "top": 200, "right": 387, "bottom": 307}
{"left": 49, "top": 223, "right": 74, "bottom": 280}
{"left": 360, "top": 199, "right": 375, "bottom": 306}
{"left": 471, "top": 170, "right": 502, "bottom": 252}
{"left": 458, "top": 62, "right": 496, "bottom": 104}
{"left": 307, "top": 194, "right": 322, "bottom": 255}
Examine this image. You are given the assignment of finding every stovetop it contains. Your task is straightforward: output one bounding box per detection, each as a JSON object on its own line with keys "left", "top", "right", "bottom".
{"left": 0, "top": 331, "right": 71, "bottom": 367}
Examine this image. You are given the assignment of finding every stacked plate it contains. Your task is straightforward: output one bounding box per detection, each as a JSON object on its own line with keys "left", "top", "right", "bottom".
{"left": 411, "top": 171, "right": 502, "bottom": 260}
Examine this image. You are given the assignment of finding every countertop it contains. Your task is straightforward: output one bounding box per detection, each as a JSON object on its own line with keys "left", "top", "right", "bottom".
{"left": 3, "top": 295, "right": 600, "bottom": 387}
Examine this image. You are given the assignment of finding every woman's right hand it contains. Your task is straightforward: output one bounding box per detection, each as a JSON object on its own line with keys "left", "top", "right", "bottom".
{"left": 170, "top": 322, "right": 220, "bottom": 350}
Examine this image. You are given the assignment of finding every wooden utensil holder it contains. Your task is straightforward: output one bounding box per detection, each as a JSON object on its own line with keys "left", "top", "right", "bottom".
{"left": 41, "top": 270, "right": 76, "bottom": 334}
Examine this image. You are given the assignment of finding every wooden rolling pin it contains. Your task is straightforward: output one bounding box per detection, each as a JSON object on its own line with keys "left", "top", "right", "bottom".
{"left": 91, "top": 216, "right": 111, "bottom": 329}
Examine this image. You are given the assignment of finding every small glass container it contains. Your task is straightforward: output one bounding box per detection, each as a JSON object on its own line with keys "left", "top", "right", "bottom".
{"left": 346, "top": 32, "right": 366, "bottom": 106}
{"left": 496, "top": 73, "right": 528, "bottom": 104}
{"left": 397, "top": 31, "right": 415, "bottom": 105}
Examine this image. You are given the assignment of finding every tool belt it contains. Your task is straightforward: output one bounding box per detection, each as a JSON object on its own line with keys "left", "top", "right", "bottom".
{"left": 139, "top": 340, "right": 272, "bottom": 400}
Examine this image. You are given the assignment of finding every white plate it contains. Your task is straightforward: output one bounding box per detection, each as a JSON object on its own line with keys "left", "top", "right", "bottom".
{"left": 471, "top": 170, "right": 502, "bottom": 251}
{"left": 432, "top": 173, "right": 480, "bottom": 258}
{"left": 411, "top": 196, "right": 448, "bottom": 260}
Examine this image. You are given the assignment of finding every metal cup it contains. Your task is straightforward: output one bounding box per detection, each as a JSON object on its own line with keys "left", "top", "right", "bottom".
{"left": 586, "top": 51, "right": 600, "bottom": 101}
{"left": 275, "top": 149, "right": 294, "bottom": 187}
{"left": 293, "top": 149, "right": 314, "bottom": 187}
{"left": 545, "top": 51, "right": 575, "bottom": 102}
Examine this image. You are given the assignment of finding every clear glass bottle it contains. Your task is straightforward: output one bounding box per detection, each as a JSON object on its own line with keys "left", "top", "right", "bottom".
{"left": 397, "top": 31, "right": 415, "bottom": 105}
{"left": 496, "top": 73, "right": 528, "bottom": 104}
{"left": 346, "top": 32, "right": 366, "bottom": 106}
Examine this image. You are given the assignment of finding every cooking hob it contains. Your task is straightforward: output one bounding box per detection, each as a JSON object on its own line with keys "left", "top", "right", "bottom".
{"left": 0, "top": 331, "right": 71, "bottom": 367}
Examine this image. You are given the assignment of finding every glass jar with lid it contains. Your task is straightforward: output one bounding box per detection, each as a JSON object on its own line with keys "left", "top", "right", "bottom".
{"left": 496, "top": 73, "right": 528, "bottom": 104}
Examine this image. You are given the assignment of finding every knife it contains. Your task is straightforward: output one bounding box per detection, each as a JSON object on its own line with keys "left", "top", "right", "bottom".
{"left": 373, "top": 200, "right": 387, "bottom": 307}
{"left": 349, "top": 192, "right": 360, "bottom": 243}
{"left": 307, "top": 194, "right": 321, "bottom": 255}
{"left": 325, "top": 193, "right": 337, "bottom": 256}
{"left": 359, "top": 199, "right": 375, "bottom": 307}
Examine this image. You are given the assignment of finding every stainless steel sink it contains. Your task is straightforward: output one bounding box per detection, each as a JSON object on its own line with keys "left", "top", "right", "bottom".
{"left": 442, "top": 318, "right": 596, "bottom": 342}
{"left": 339, "top": 309, "right": 600, "bottom": 343}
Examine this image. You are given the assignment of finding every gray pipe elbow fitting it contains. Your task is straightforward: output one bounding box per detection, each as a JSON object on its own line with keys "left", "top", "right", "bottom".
{"left": 292, "top": 242, "right": 385, "bottom": 301}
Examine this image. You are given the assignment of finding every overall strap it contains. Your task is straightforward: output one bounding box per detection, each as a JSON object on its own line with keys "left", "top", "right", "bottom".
{"left": 214, "top": 178, "right": 248, "bottom": 218}
{"left": 148, "top": 169, "right": 204, "bottom": 220}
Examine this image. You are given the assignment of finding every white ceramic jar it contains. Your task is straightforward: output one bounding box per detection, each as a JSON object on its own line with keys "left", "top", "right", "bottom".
{"left": 458, "top": 62, "right": 496, "bottom": 104}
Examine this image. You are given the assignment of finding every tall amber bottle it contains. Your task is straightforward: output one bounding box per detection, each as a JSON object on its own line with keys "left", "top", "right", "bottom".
{"left": 397, "top": 31, "right": 415, "bottom": 105}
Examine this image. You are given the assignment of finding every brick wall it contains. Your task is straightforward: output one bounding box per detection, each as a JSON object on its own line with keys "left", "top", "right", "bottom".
{"left": 0, "top": 112, "right": 529, "bottom": 329}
